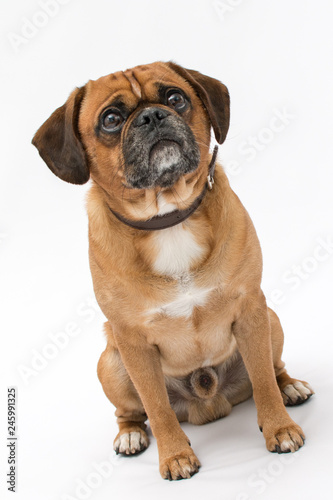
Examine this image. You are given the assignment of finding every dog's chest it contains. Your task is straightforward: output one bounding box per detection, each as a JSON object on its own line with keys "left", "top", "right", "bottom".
{"left": 148, "top": 275, "right": 213, "bottom": 319}
{"left": 151, "top": 223, "right": 204, "bottom": 277}
{"left": 148, "top": 224, "right": 213, "bottom": 319}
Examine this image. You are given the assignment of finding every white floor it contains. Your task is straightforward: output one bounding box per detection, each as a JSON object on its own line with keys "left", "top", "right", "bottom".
{"left": 1, "top": 1, "right": 333, "bottom": 499}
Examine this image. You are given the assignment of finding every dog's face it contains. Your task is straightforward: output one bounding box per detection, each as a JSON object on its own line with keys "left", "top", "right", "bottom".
{"left": 32, "top": 62, "right": 230, "bottom": 218}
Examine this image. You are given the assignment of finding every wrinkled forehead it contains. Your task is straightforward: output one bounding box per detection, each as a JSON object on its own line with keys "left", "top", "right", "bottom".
{"left": 81, "top": 62, "right": 192, "bottom": 117}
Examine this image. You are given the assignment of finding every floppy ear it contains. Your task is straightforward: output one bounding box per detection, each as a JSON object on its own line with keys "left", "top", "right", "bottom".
{"left": 32, "top": 86, "right": 90, "bottom": 184}
{"left": 167, "top": 62, "right": 230, "bottom": 144}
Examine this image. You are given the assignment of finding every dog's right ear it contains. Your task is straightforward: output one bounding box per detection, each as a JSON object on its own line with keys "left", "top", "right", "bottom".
{"left": 32, "top": 86, "right": 90, "bottom": 185}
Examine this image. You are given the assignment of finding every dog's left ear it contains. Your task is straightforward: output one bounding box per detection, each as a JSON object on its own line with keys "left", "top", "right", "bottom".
{"left": 32, "top": 86, "right": 90, "bottom": 185}
{"left": 167, "top": 62, "right": 230, "bottom": 144}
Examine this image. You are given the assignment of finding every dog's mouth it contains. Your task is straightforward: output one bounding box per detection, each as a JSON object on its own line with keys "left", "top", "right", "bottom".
{"left": 149, "top": 139, "right": 181, "bottom": 165}
{"left": 125, "top": 138, "right": 199, "bottom": 189}
{"left": 148, "top": 139, "right": 192, "bottom": 188}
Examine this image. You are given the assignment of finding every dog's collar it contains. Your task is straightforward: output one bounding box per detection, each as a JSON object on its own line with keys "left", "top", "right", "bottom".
{"left": 109, "top": 146, "right": 218, "bottom": 231}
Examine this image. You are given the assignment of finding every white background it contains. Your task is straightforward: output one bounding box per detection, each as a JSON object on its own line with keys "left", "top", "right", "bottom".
{"left": 1, "top": 0, "right": 333, "bottom": 499}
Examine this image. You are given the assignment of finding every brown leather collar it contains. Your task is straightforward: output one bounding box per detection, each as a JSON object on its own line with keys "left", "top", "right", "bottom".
{"left": 109, "top": 146, "right": 218, "bottom": 231}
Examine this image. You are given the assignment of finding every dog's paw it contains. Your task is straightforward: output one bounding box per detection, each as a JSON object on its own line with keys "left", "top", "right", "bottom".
{"left": 113, "top": 429, "right": 149, "bottom": 455}
{"left": 281, "top": 381, "right": 314, "bottom": 406}
{"left": 160, "top": 449, "right": 201, "bottom": 480}
{"left": 265, "top": 423, "right": 305, "bottom": 453}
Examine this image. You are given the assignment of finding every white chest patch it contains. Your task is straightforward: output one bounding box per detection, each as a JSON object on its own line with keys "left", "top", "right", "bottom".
{"left": 148, "top": 216, "right": 211, "bottom": 319}
{"left": 148, "top": 283, "right": 213, "bottom": 319}
{"left": 152, "top": 223, "right": 204, "bottom": 277}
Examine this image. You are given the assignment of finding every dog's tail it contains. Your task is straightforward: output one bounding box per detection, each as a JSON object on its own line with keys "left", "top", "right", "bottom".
{"left": 190, "top": 367, "right": 219, "bottom": 399}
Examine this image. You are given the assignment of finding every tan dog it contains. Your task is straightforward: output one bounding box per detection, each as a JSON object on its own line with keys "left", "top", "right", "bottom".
{"left": 32, "top": 61, "right": 314, "bottom": 480}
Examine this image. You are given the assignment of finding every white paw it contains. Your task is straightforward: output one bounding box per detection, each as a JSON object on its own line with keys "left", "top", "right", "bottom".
{"left": 265, "top": 423, "right": 305, "bottom": 454}
{"left": 114, "top": 431, "right": 149, "bottom": 455}
{"left": 282, "top": 381, "right": 314, "bottom": 406}
{"left": 278, "top": 436, "right": 303, "bottom": 453}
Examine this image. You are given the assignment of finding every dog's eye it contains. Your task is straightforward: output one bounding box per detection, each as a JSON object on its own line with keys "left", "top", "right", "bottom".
{"left": 166, "top": 90, "right": 188, "bottom": 112}
{"left": 101, "top": 109, "right": 124, "bottom": 132}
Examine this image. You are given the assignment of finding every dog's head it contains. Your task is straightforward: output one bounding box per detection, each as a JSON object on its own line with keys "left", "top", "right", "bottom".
{"left": 32, "top": 62, "right": 229, "bottom": 219}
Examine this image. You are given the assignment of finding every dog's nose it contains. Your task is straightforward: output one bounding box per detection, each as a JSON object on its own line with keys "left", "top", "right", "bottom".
{"left": 133, "top": 107, "right": 170, "bottom": 128}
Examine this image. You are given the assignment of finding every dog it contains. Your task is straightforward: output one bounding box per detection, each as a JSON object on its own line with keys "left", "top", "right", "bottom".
{"left": 32, "top": 61, "right": 314, "bottom": 480}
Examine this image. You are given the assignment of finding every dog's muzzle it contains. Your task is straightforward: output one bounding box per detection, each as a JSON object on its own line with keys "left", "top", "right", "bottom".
{"left": 122, "top": 106, "right": 200, "bottom": 189}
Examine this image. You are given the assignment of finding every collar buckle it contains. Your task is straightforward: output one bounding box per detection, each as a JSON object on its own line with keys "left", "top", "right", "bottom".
{"left": 206, "top": 145, "right": 218, "bottom": 191}
{"left": 207, "top": 174, "right": 214, "bottom": 190}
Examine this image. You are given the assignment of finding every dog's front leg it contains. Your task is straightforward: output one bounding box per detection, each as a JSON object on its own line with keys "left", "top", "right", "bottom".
{"left": 115, "top": 330, "right": 201, "bottom": 480}
{"left": 233, "top": 291, "right": 305, "bottom": 453}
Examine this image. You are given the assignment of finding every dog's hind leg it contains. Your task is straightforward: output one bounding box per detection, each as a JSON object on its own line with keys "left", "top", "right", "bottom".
{"left": 98, "top": 324, "right": 149, "bottom": 455}
{"left": 268, "top": 308, "right": 314, "bottom": 407}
